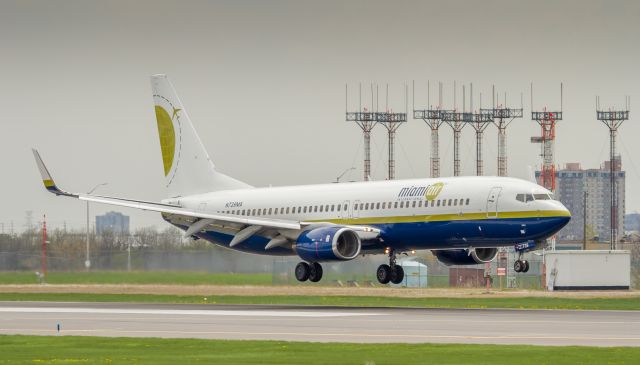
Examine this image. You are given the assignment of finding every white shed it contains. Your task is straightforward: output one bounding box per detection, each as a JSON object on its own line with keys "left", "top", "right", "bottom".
{"left": 391, "top": 260, "right": 428, "bottom": 288}
{"left": 545, "top": 250, "right": 630, "bottom": 290}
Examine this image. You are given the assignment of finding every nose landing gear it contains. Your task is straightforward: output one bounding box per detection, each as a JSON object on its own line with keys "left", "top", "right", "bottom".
{"left": 295, "top": 262, "right": 323, "bottom": 282}
{"left": 376, "top": 249, "right": 404, "bottom": 285}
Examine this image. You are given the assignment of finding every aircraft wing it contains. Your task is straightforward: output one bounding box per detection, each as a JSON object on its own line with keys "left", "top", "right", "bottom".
{"left": 32, "top": 149, "right": 381, "bottom": 241}
{"left": 32, "top": 149, "right": 301, "bottom": 230}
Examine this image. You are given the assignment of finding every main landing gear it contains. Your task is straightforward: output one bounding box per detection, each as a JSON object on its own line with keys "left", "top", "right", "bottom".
{"left": 514, "top": 259, "right": 529, "bottom": 273}
{"left": 295, "top": 261, "right": 323, "bottom": 282}
{"left": 376, "top": 249, "right": 404, "bottom": 285}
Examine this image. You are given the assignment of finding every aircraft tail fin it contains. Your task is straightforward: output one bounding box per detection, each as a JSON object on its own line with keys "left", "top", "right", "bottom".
{"left": 150, "top": 75, "right": 252, "bottom": 197}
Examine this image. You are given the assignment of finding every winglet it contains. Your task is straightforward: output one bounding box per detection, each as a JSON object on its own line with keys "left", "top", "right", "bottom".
{"left": 31, "top": 149, "right": 76, "bottom": 197}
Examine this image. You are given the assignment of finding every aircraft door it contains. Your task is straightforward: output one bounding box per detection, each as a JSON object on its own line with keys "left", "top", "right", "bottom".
{"left": 486, "top": 187, "right": 502, "bottom": 218}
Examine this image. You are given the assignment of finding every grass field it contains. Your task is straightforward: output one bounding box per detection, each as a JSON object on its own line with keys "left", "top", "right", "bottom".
{"left": 2, "top": 292, "right": 640, "bottom": 310}
{"left": 0, "top": 271, "right": 273, "bottom": 286}
{"left": 0, "top": 335, "right": 638, "bottom": 365}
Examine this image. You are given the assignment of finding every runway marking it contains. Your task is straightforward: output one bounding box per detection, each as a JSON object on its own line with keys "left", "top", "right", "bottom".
{"left": 3, "top": 315, "right": 638, "bottom": 326}
{"left": 0, "top": 307, "right": 382, "bottom": 318}
{"left": 1, "top": 328, "right": 639, "bottom": 343}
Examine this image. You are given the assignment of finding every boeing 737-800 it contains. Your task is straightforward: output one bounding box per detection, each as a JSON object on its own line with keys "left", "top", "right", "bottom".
{"left": 33, "top": 75, "right": 571, "bottom": 284}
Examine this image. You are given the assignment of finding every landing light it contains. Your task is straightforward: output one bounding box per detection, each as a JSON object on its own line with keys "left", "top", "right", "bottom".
{"left": 411, "top": 250, "right": 416, "bottom": 254}
{"left": 384, "top": 248, "right": 390, "bottom": 254}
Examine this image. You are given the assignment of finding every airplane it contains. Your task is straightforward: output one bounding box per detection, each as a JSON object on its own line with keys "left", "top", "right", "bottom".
{"left": 32, "top": 75, "right": 571, "bottom": 284}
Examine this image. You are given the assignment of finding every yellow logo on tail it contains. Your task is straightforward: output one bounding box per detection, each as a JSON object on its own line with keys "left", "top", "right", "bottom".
{"left": 154, "top": 105, "right": 176, "bottom": 176}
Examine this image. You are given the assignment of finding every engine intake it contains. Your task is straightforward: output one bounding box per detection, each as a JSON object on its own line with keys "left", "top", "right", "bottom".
{"left": 296, "top": 226, "right": 361, "bottom": 262}
{"left": 433, "top": 248, "right": 498, "bottom": 266}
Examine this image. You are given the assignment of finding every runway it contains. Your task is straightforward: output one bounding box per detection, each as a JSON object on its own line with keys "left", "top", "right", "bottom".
{"left": 1, "top": 301, "right": 639, "bottom": 346}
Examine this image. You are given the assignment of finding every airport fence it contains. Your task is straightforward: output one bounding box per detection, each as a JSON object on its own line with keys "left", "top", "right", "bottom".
{"left": 1, "top": 230, "right": 638, "bottom": 289}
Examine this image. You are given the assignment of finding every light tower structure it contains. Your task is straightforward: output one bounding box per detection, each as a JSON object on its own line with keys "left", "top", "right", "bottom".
{"left": 480, "top": 86, "right": 523, "bottom": 176}
{"left": 377, "top": 84, "right": 408, "bottom": 180}
{"left": 596, "top": 96, "right": 631, "bottom": 250}
{"left": 413, "top": 82, "right": 450, "bottom": 178}
{"left": 440, "top": 109, "right": 467, "bottom": 177}
{"left": 530, "top": 84, "right": 563, "bottom": 192}
{"left": 378, "top": 110, "right": 407, "bottom": 180}
{"left": 441, "top": 83, "right": 468, "bottom": 177}
{"left": 345, "top": 84, "right": 378, "bottom": 181}
{"left": 464, "top": 84, "right": 493, "bottom": 176}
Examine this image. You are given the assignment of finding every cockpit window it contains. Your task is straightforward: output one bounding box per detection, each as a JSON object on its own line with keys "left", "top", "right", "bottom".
{"left": 516, "top": 194, "right": 535, "bottom": 202}
{"left": 534, "top": 193, "right": 551, "bottom": 200}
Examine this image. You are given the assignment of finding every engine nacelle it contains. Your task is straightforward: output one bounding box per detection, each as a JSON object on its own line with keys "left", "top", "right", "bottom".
{"left": 433, "top": 248, "right": 498, "bottom": 266}
{"left": 295, "top": 226, "right": 361, "bottom": 262}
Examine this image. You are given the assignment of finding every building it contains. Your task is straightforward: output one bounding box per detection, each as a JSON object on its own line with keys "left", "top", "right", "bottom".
{"left": 541, "top": 157, "right": 625, "bottom": 242}
{"left": 96, "top": 211, "right": 130, "bottom": 235}
{"left": 626, "top": 213, "right": 640, "bottom": 233}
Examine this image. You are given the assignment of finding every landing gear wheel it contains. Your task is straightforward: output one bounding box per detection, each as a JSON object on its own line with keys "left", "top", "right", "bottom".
{"left": 295, "top": 262, "right": 310, "bottom": 282}
{"left": 390, "top": 265, "right": 404, "bottom": 284}
{"left": 309, "top": 262, "right": 323, "bottom": 282}
{"left": 522, "top": 260, "right": 530, "bottom": 273}
{"left": 514, "top": 260, "right": 523, "bottom": 273}
{"left": 376, "top": 264, "right": 391, "bottom": 284}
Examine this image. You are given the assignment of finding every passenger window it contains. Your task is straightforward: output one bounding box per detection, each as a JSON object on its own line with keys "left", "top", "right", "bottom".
{"left": 365, "top": 203, "right": 369, "bottom": 210}
{"left": 437, "top": 200, "right": 441, "bottom": 207}
{"left": 325, "top": 205, "right": 329, "bottom": 211}
{"left": 418, "top": 201, "right": 423, "bottom": 208}
{"left": 454, "top": 199, "right": 458, "bottom": 206}
{"left": 448, "top": 199, "right": 452, "bottom": 206}
{"left": 466, "top": 198, "right": 470, "bottom": 205}
{"left": 319, "top": 205, "right": 324, "bottom": 212}
{"left": 360, "top": 203, "right": 364, "bottom": 210}
{"left": 382, "top": 202, "right": 386, "bottom": 209}
{"left": 337, "top": 204, "right": 341, "bottom": 212}
{"left": 286, "top": 207, "right": 290, "bottom": 214}
{"left": 394, "top": 202, "right": 398, "bottom": 208}
{"left": 376, "top": 202, "right": 380, "bottom": 209}
{"left": 412, "top": 201, "right": 416, "bottom": 208}
{"left": 331, "top": 205, "right": 335, "bottom": 211}
{"left": 303, "top": 207, "right": 307, "bottom": 213}
{"left": 269, "top": 208, "right": 273, "bottom": 215}
{"left": 344, "top": 204, "right": 348, "bottom": 210}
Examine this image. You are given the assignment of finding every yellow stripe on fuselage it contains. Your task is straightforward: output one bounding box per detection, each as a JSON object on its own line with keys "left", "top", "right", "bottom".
{"left": 43, "top": 179, "right": 55, "bottom": 188}
{"left": 308, "top": 209, "right": 570, "bottom": 225}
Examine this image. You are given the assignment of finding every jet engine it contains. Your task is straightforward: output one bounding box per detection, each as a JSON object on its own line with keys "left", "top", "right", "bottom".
{"left": 295, "top": 226, "right": 361, "bottom": 262}
{"left": 432, "top": 248, "right": 498, "bottom": 266}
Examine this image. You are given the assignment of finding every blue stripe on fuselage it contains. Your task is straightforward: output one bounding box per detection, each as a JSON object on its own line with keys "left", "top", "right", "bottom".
{"left": 168, "top": 215, "right": 570, "bottom": 255}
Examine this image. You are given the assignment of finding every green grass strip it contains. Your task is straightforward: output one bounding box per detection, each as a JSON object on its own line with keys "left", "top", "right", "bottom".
{"left": 0, "top": 271, "right": 273, "bottom": 285}
{"left": 1, "top": 292, "right": 640, "bottom": 310}
{"left": 0, "top": 335, "right": 638, "bottom": 365}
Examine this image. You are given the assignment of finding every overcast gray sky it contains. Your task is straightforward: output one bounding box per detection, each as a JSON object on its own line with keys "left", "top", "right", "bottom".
{"left": 2, "top": 0, "right": 639, "bottom": 231}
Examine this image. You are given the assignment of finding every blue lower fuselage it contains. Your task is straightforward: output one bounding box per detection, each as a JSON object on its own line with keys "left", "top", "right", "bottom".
{"left": 171, "top": 215, "right": 570, "bottom": 257}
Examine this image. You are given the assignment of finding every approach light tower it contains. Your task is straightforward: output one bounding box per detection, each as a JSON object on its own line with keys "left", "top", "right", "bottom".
{"left": 531, "top": 83, "right": 563, "bottom": 192}
{"left": 378, "top": 111, "right": 407, "bottom": 180}
{"left": 463, "top": 84, "right": 493, "bottom": 176}
{"left": 596, "top": 96, "right": 631, "bottom": 250}
{"left": 346, "top": 84, "right": 378, "bottom": 181}
{"left": 413, "top": 81, "right": 450, "bottom": 178}
{"left": 441, "top": 110, "right": 467, "bottom": 177}
{"left": 480, "top": 86, "right": 523, "bottom": 177}
{"left": 440, "top": 83, "right": 468, "bottom": 177}
{"left": 378, "top": 84, "right": 408, "bottom": 180}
